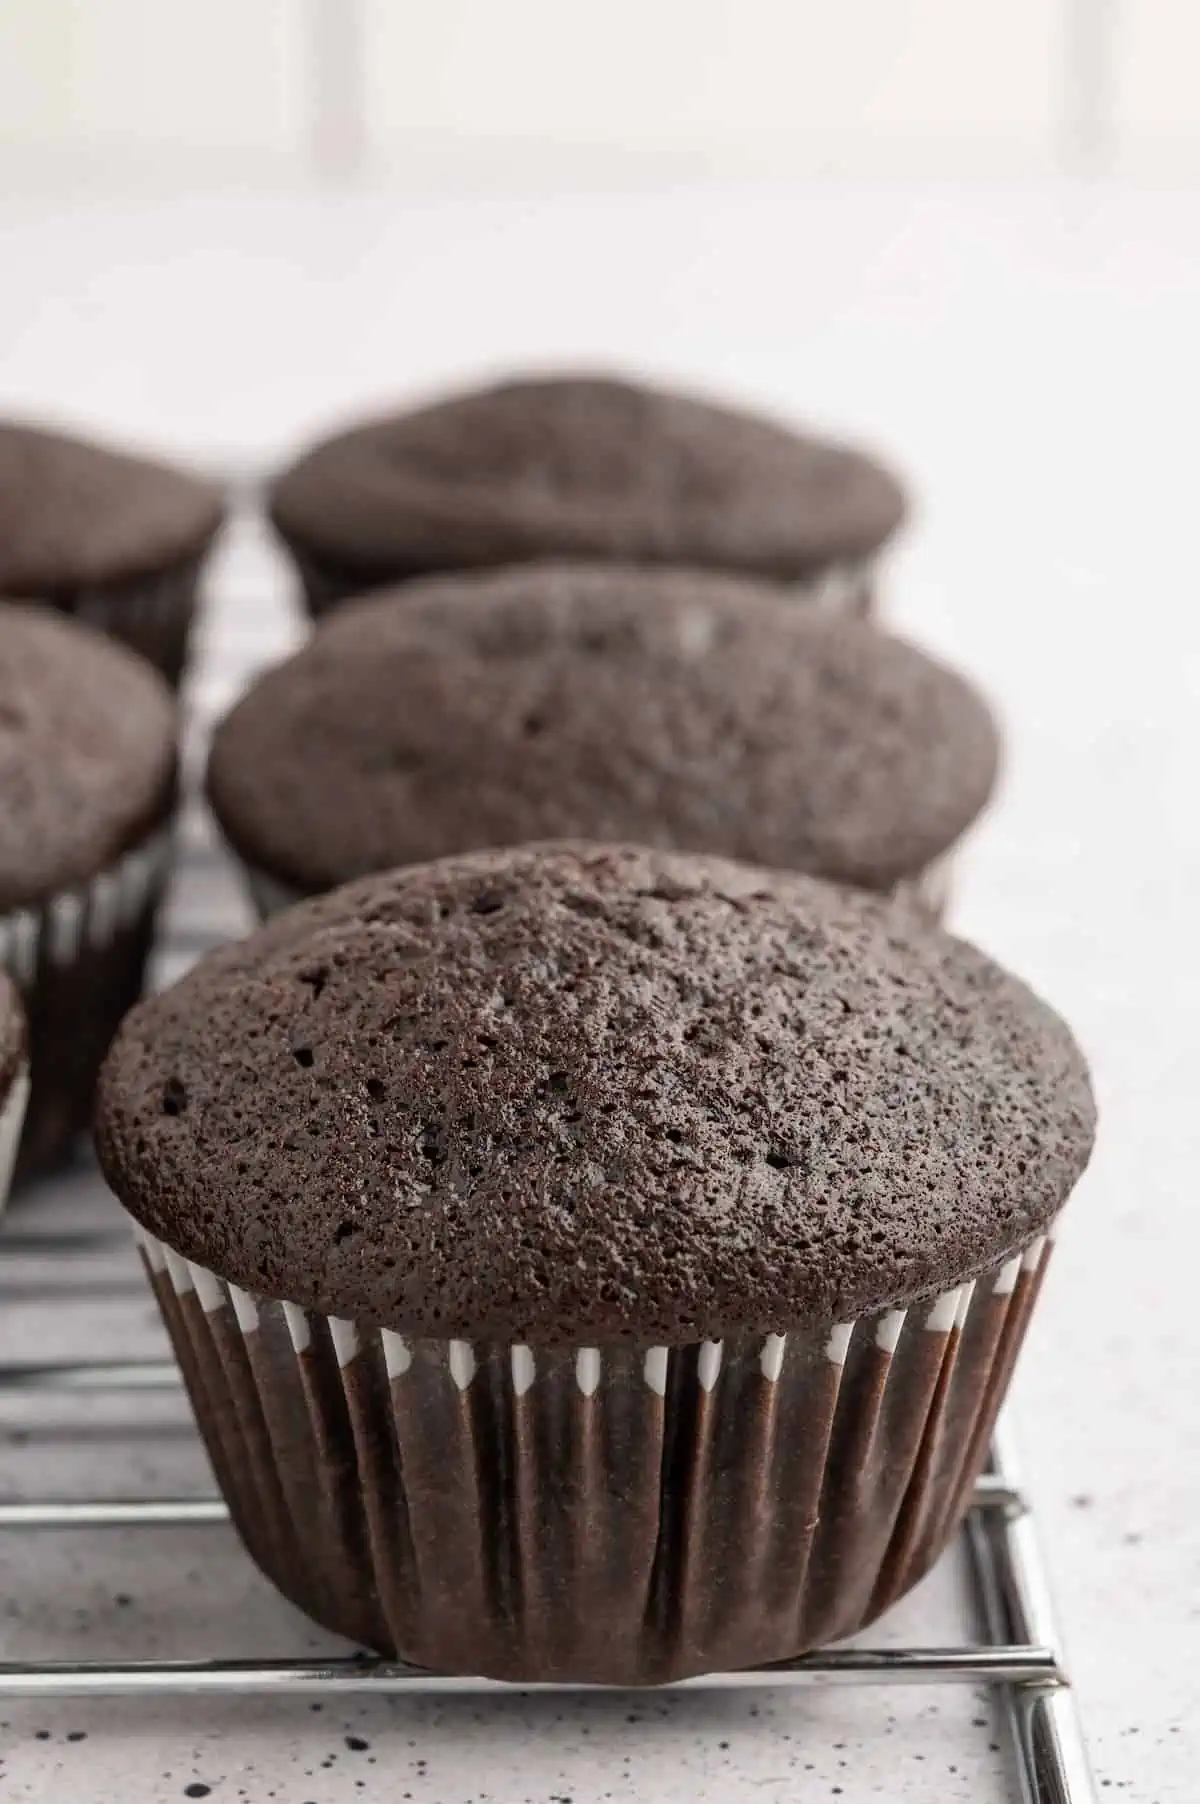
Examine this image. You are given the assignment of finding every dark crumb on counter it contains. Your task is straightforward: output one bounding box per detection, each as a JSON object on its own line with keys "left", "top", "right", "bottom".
{"left": 183, "top": 1788, "right": 212, "bottom": 1800}
{"left": 1070, "top": 1494, "right": 1093, "bottom": 1508}
{"left": 34, "top": 1731, "right": 50, "bottom": 1741}
{"left": 345, "top": 1734, "right": 369, "bottom": 1750}
{"left": 66, "top": 1731, "right": 87, "bottom": 1741}
{"left": 115, "top": 1593, "right": 132, "bottom": 1607}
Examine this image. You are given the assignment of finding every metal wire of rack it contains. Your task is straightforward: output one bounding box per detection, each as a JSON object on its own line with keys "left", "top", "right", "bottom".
{"left": 0, "top": 512, "right": 1098, "bottom": 1803}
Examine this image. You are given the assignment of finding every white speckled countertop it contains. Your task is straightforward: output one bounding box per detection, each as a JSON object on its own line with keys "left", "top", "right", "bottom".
{"left": 0, "top": 177, "right": 1195, "bottom": 1802}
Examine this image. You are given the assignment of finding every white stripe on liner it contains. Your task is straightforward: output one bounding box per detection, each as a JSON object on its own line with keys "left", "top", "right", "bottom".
{"left": 575, "top": 1348, "right": 601, "bottom": 1397}
{"left": 3, "top": 912, "right": 38, "bottom": 987}
{"left": 283, "top": 1302, "right": 312, "bottom": 1354}
{"left": 759, "top": 1333, "right": 786, "bottom": 1382}
{"left": 875, "top": 1308, "right": 907, "bottom": 1354}
{"left": 382, "top": 1329, "right": 412, "bottom": 1379}
{"left": 825, "top": 1322, "right": 854, "bottom": 1366}
{"left": 805, "top": 556, "right": 873, "bottom": 611}
{"left": 228, "top": 1285, "right": 260, "bottom": 1334}
{"left": 1, "top": 830, "right": 171, "bottom": 1000}
{"left": 993, "top": 1254, "right": 1022, "bottom": 1296}
{"left": 48, "top": 892, "right": 84, "bottom": 966}
{"left": 118, "top": 845, "right": 158, "bottom": 924}
{"left": 697, "top": 1340, "right": 723, "bottom": 1393}
{"left": 914, "top": 853, "right": 954, "bottom": 916}
{"left": 1022, "top": 1236, "right": 1047, "bottom": 1273}
{"left": 925, "top": 1286, "right": 963, "bottom": 1334}
{"left": 510, "top": 1344, "right": 536, "bottom": 1396}
{"left": 189, "top": 1263, "right": 224, "bottom": 1314}
{"left": 163, "top": 1246, "right": 194, "bottom": 1297}
{"left": 130, "top": 1225, "right": 167, "bottom": 1274}
{"left": 955, "top": 1280, "right": 976, "bottom": 1330}
{"left": 449, "top": 1340, "right": 476, "bottom": 1391}
{"left": 0, "top": 1067, "right": 29, "bottom": 1202}
{"left": 115, "top": 849, "right": 146, "bottom": 924}
{"left": 329, "top": 1317, "right": 359, "bottom": 1367}
{"left": 643, "top": 1346, "right": 669, "bottom": 1396}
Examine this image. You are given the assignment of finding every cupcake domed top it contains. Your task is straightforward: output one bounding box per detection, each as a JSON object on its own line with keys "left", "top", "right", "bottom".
{"left": 96, "top": 844, "right": 1095, "bottom": 1342}
{"left": 0, "top": 603, "right": 177, "bottom": 909}
{"left": 269, "top": 373, "right": 907, "bottom": 586}
{"left": 0, "top": 420, "right": 223, "bottom": 593}
{"left": 207, "top": 564, "right": 998, "bottom": 897}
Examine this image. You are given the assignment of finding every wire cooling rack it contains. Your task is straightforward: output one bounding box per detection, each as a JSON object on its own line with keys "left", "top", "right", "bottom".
{"left": 0, "top": 507, "right": 1098, "bottom": 1803}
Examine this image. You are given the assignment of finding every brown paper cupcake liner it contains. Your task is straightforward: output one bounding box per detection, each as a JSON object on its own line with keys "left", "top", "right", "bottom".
{"left": 0, "top": 1065, "right": 30, "bottom": 1217}
{"left": 132, "top": 1221, "right": 1052, "bottom": 1684}
{"left": 0, "top": 831, "right": 173, "bottom": 1178}
{"left": 52, "top": 554, "right": 207, "bottom": 689}
{"left": 282, "top": 536, "right": 880, "bottom": 624}
{"left": 896, "top": 850, "right": 955, "bottom": 919}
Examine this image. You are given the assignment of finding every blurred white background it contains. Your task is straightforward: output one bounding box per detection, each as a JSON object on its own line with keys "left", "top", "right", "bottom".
{"left": 0, "top": 0, "right": 1197, "bottom": 186}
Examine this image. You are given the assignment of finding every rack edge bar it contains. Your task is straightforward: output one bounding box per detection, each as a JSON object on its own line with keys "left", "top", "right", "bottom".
{"left": 0, "top": 1647, "right": 1063, "bottom": 1698}
{"left": 968, "top": 1424, "right": 1098, "bottom": 1804}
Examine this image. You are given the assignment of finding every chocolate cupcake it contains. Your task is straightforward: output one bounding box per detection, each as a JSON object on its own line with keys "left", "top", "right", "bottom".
{"left": 0, "top": 974, "right": 30, "bottom": 1211}
{"left": 269, "top": 373, "right": 906, "bottom": 618}
{"left": 0, "top": 419, "right": 225, "bottom": 686}
{"left": 207, "top": 564, "right": 997, "bottom": 920}
{"left": 0, "top": 603, "right": 177, "bottom": 1177}
{"left": 96, "top": 843, "right": 1095, "bottom": 1683}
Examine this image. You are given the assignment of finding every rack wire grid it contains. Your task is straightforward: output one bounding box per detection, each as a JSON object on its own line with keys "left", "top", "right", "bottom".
{"left": 0, "top": 502, "right": 1097, "bottom": 1804}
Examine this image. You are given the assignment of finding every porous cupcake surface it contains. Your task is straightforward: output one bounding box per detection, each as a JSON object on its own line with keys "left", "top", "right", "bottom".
{"left": 0, "top": 971, "right": 27, "bottom": 1092}
{"left": 269, "top": 373, "right": 906, "bottom": 584}
{"left": 207, "top": 565, "right": 998, "bottom": 896}
{"left": 0, "top": 420, "right": 223, "bottom": 591}
{"left": 97, "top": 843, "right": 1095, "bottom": 1341}
{"left": 0, "top": 604, "right": 177, "bottom": 909}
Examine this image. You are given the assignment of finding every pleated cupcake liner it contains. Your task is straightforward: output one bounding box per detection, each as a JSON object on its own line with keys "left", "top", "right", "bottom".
{"left": 0, "top": 830, "right": 174, "bottom": 1178}
{"left": 237, "top": 845, "right": 955, "bottom": 930}
{"left": 132, "top": 1220, "right": 1053, "bottom": 1684}
{"left": 280, "top": 535, "right": 881, "bottom": 624}
{"left": 0, "top": 1065, "right": 30, "bottom": 1216}
{"left": 896, "top": 850, "right": 956, "bottom": 919}
{"left": 52, "top": 553, "right": 207, "bottom": 689}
